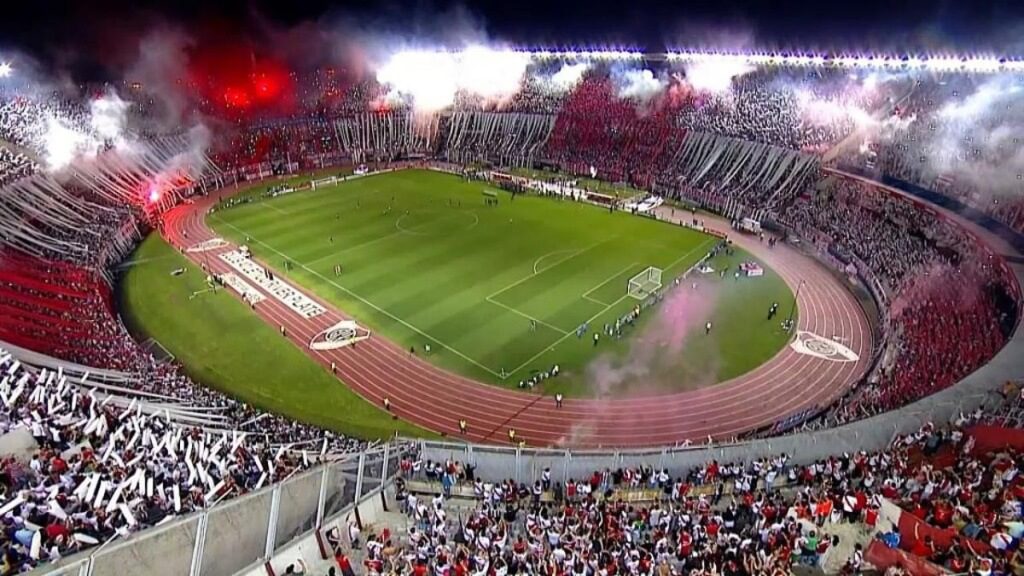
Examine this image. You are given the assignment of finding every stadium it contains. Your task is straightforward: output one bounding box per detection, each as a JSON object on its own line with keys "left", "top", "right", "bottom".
{"left": 2, "top": 3, "right": 1024, "bottom": 575}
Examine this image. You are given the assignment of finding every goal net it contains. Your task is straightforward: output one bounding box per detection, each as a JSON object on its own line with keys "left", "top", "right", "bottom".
{"left": 627, "top": 267, "right": 663, "bottom": 300}
{"left": 311, "top": 176, "right": 338, "bottom": 190}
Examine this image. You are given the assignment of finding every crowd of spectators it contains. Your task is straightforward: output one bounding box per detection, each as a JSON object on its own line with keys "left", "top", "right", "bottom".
{"left": 782, "top": 176, "right": 960, "bottom": 292}
{"left": 542, "top": 77, "right": 688, "bottom": 189}
{"left": 0, "top": 352, "right": 363, "bottom": 574}
{"left": 676, "top": 68, "right": 884, "bottom": 153}
{"left": 781, "top": 175, "right": 1018, "bottom": 426}
{"left": 831, "top": 73, "right": 1024, "bottom": 236}
{"left": 0, "top": 147, "right": 37, "bottom": 187}
{"left": 0, "top": 95, "right": 93, "bottom": 158}
{"left": 389, "top": 404, "right": 1024, "bottom": 576}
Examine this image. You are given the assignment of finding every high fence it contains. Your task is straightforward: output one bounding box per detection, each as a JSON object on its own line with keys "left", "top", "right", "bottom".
{"left": 40, "top": 444, "right": 403, "bottom": 576}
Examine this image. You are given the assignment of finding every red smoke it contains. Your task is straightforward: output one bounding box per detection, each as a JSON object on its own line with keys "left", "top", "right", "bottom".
{"left": 185, "top": 40, "right": 297, "bottom": 117}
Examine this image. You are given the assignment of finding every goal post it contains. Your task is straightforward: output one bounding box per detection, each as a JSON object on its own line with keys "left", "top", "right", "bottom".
{"left": 627, "top": 266, "right": 663, "bottom": 300}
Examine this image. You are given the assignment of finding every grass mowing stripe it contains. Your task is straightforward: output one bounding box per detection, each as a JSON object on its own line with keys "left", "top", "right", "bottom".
{"left": 210, "top": 214, "right": 504, "bottom": 378}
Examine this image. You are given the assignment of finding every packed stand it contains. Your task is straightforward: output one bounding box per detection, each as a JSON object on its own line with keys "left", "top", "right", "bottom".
{"left": 543, "top": 76, "right": 688, "bottom": 189}
{"left": 0, "top": 94, "right": 94, "bottom": 158}
{"left": 782, "top": 176, "right": 959, "bottom": 292}
{"left": 782, "top": 176, "right": 1018, "bottom": 424}
{"left": 0, "top": 352, "right": 360, "bottom": 574}
{"left": 0, "top": 251, "right": 132, "bottom": 370}
{"left": 835, "top": 258, "right": 1016, "bottom": 421}
{"left": 389, "top": 409, "right": 1024, "bottom": 576}
{"left": 676, "top": 68, "right": 887, "bottom": 153}
{"left": 841, "top": 73, "right": 1024, "bottom": 236}
{"left": 0, "top": 147, "right": 37, "bottom": 187}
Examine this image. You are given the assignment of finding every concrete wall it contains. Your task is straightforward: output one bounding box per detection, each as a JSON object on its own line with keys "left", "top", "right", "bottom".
{"left": 93, "top": 516, "right": 201, "bottom": 576}
{"left": 199, "top": 489, "right": 273, "bottom": 576}
{"left": 275, "top": 470, "right": 323, "bottom": 549}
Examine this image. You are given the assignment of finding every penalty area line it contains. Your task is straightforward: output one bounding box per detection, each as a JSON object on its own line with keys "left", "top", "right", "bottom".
{"left": 210, "top": 215, "right": 505, "bottom": 379}
{"left": 488, "top": 238, "right": 615, "bottom": 301}
{"left": 581, "top": 261, "right": 639, "bottom": 301}
{"left": 484, "top": 296, "right": 570, "bottom": 335}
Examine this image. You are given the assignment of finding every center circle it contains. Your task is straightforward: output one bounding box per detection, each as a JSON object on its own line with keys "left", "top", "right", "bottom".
{"left": 395, "top": 209, "right": 478, "bottom": 236}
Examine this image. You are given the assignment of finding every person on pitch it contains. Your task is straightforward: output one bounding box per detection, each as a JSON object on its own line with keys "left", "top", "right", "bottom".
{"left": 705, "top": 321, "right": 713, "bottom": 335}
{"left": 458, "top": 419, "right": 467, "bottom": 435}
{"left": 508, "top": 428, "right": 516, "bottom": 443}
{"left": 383, "top": 397, "right": 391, "bottom": 411}
{"left": 555, "top": 393, "right": 563, "bottom": 408}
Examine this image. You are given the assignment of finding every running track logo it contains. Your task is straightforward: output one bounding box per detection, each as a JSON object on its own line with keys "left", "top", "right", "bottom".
{"left": 186, "top": 238, "right": 229, "bottom": 253}
{"left": 309, "top": 320, "right": 371, "bottom": 350}
{"left": 789, "top": 331, "right": 860, "bottom": 362}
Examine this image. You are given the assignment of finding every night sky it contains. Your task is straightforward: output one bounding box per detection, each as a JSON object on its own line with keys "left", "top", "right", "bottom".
{"left": 3, "top": 0, "right": 1024, "bottom": 81}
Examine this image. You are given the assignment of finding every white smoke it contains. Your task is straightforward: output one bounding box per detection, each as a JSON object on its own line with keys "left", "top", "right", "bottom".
{"left": 40, "top": 90, "right": 139, "bottom": 171}
{"left": 41, "top": 116, "right": 93, "bottom": 171}
{"left": 919, "top": 75, "right": 1024, "bottom": 195}
{"left": 89, "top": 91, "right": 136, "bottom": 152}
{"left": 546, "top": 62, "right": 590, "bottom": 91}
{"left": 683, "top": 58, "right": 754, "bottom": 93}
{"left": 374, "top": 45, "right": 530, "bottom": 111}
{"left": 795, "top": 89, "right": 875, "bottom": 129}
{"left": 613, "top": 68, "right": 667, "bottom": 102}
{"left": 125, "top": 27, "right": 195, "bottom": 124}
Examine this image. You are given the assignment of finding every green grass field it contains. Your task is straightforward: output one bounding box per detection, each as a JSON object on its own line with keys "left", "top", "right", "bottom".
{"left": 205, "top": 169, "right": 794, "bottom": 397}
{"left": 118, "top": 235, "right": 436, "bottom": 440}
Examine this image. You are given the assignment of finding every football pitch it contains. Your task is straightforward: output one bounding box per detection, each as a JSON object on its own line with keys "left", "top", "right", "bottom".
{"left": 207, "top": 169, "right": 792, "bottom": 395}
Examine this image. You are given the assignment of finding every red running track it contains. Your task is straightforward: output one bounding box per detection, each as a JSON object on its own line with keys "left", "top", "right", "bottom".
{"left": 160, "top": 191, "right": 872, "bottom": 448}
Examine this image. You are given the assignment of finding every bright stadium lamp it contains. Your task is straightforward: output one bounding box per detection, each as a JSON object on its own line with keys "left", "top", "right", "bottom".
{"left": 0, "top": 62, "right": 12, "bottom": 78}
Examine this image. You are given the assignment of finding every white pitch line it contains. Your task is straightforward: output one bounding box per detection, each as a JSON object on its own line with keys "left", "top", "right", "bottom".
{"left": 581, "top": 261, "right": 639, "bottom": 301}
{"left": 261, "top": 203, "right": 290, "bottom": 215}
{"left": 582, "top": 294, "right": 614, "bottom": 306}
{"left": 503, "top": 238, "right": 718, "bottom": 378}
{"left": 485, "top": 296, "right": 570, "bottom": 335}
{"left": 488, "top": 238, "right": 614, "bottom": 301}
{"left": 532, "top": 249, "right": 577, "bottom": 275}
{"left": 210, "top": 215, "right": 503, "bottom": 378}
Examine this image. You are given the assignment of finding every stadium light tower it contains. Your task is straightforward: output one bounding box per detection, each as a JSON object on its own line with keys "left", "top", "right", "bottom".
{"left": 0, "top": 62, "right": 12, "bottom": 78}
